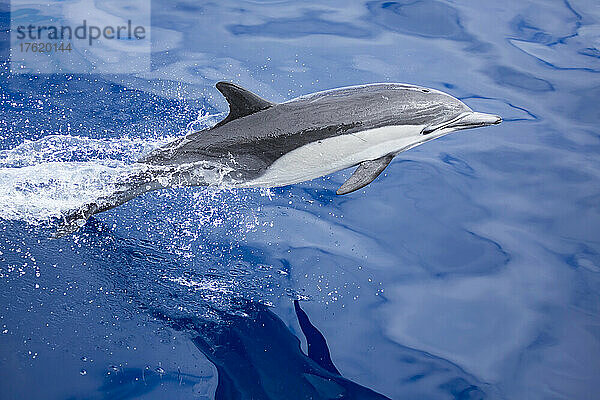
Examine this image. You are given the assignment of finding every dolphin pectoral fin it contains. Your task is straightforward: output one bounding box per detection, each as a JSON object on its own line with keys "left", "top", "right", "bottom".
{"left": 336, "top": 154, "right": 394, "bottom": 195}
{"left": 215, "top": 82, "right": 274, "bottom": 127}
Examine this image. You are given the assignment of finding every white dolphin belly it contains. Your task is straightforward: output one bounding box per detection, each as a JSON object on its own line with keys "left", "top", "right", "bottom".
{"left": 241, "top": 124, "right": 427, "bottom": 188}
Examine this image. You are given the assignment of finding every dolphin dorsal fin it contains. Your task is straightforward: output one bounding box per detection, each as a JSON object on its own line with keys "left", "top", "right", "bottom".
{"left": 336, "top": 154, "right": 395, "bottom": 195}
{"left": 215, "top": 81, "right": 274, "bottom": 127}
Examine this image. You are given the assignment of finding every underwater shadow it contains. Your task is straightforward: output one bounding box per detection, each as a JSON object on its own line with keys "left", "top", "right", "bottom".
{"left": 154, "top": 300, "right": 391, "bottom": 400}
{"left": 74, "top": 219, "right": 489, "bottom": 400}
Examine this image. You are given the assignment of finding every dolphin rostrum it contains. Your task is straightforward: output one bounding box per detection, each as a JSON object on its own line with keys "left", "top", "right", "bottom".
{"left": 59, "top": 81, "right": 501, "bottom": 233}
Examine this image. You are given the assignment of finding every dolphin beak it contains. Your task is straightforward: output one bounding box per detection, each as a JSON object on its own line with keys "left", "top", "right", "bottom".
{"left": 422, "top": 112, "right": 502, "bottom": 135}
{"left": 452, "top": 112, "right": 502, "bottom": 129}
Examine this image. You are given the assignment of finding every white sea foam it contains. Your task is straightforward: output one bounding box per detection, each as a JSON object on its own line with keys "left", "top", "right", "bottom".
{"left": 0, "top": 111, "right": 223, "bottom": 224}
{"left": 0, "top": 136, "right": 168, "bottom": 223}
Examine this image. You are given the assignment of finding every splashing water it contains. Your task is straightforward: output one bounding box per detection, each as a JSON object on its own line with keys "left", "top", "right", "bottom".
{"left": 185, "top": 110, "right": 225, "bottom": 134}
{"left": 0, "top": 111, "right": 224, "bottom": 224}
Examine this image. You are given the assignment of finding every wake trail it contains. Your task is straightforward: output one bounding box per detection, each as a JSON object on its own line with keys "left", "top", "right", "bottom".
{"left": 0, "top": 111, "right": 224, "bottom": 225}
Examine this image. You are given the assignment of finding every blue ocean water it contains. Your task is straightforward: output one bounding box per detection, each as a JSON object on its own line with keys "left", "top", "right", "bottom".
{"left": 0, "top": 1, "right": 599, "bottom": 399}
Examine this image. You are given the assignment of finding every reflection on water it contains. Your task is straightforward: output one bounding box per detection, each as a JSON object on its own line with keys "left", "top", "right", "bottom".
{"left": 69, "top": 220, "right": 485, "bottom": 399}
{"left": 1, "top": 0, "right": 600, "bottom": 399}
{"left": 166, "top": 300, "right": 393, "bottom": 399}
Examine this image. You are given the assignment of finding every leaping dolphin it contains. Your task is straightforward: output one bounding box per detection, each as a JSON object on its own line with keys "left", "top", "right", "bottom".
{"left": 59, "top": 81, "right": 501, "bottom": 233}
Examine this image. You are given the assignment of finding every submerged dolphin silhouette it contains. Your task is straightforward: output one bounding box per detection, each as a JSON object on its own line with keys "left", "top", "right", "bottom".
{"left": 157, "top": 300, "right": 392, "bottom": 400}
{"left": 74, "top": 219, "right": 489, "bottom": 399}
{"left": 59, "top": 81, "right": 501, "bottom": 234}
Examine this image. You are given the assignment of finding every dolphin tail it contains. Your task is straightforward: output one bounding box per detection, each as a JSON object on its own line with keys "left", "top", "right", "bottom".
{"left": 53, "top": 171, "right": 159, "bottom": 237}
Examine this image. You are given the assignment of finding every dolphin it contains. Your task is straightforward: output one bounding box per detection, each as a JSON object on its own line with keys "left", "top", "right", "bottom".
{"left": 58, "top": 81, "right": 501, "bottom": 233}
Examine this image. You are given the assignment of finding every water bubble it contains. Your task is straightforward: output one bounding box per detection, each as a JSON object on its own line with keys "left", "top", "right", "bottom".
{"left": 155, "top": 366, "right": 165, "bottom": 375}
{"left": 81, "top": 356, "right": 87, "bottom": 362}
{"left": 80, "top": 369, "right": 87, "bottom": 376}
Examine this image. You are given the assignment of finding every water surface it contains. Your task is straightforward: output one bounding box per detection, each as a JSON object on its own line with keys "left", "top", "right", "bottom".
{"left": 0, "top": 1, "right": 599, "bottom": 399}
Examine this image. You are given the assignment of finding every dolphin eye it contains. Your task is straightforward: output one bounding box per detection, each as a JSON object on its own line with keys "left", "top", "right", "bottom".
{"left": 421, "top": 89, "right": 430, "bottom": 93}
